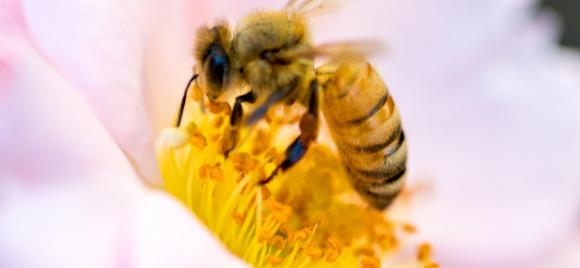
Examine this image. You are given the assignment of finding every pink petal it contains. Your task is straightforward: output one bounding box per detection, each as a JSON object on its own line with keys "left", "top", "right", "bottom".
{"left": 0, "top": 24, "right": 244, "bottom": 267}
{"left": 0, "top": 13, "right": 140, "bottom": 188}
{"left": 131, "top": 193, "right": 247, "bottom": 268}
{"left": 142, "top": 1, "right": 211, "bottom": 133}
{"left": 18, "top": 0, "right": 210, "bottom": 185}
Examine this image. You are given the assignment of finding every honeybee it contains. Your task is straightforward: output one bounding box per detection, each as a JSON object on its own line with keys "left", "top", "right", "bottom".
{"left": 177, "top": 0, "right": 407, "bottom": 209}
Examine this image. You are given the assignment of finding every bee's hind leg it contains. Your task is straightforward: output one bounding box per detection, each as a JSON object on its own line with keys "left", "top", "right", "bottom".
{"left": 223, "top": 91, "right": 257, "bottom": 157}
{"left": 259, "top": 80, "right": 319, "bottom": 185}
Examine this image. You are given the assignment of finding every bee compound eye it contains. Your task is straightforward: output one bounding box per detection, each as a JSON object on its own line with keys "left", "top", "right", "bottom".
{"left": 205, "top": 44, "right": 230, "bottom": 91}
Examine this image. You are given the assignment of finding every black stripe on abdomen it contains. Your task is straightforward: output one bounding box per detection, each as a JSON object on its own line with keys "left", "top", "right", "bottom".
{"left": 341, "top": 125, "right": 402, "bottom": 154}
{"left": 345, "top": 91, "right": 389, "bottom": 126}
{"left": 348, "top": 165, "right": 406, "bottom": 186}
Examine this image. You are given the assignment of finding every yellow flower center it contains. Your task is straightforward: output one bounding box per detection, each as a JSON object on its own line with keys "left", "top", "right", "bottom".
{"left": 156, "top": 94, "right": 437, "bottom": 267}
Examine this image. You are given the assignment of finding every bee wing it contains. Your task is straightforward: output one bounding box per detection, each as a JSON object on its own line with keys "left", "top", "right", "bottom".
{"left": 247, "top": 40, "right": 383, "bottom": 125}
{"left": 284, "top": 0, "right": 344, "bottom": 16}
{"left": 280, "top": 40, "right": 384, "bottom": 61}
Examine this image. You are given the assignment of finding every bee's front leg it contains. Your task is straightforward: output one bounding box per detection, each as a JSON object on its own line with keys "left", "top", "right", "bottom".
{"left": 223, "top": 91, "right": 257, "bottom": 157}
{"left": 260, "top": 80, "right": 319, "bottom": 185}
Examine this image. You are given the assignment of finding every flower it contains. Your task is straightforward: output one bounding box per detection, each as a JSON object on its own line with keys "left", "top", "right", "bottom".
{"left": 156, "top": 99, "right": 434, "bottom": 267}
{"left": 1, "top": 0, "right": 580, "bottom": 267}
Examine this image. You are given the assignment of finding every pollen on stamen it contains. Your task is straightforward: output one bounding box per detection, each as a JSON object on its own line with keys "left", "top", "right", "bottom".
{"left": 155, "top": 98, "right": 435, "bottom": 267}
{"left": 417, "top": 242, "right": 432, "bottom": 262}
{"left": 417, "top": 242, "right": 440, "bottom": 268}
{"left": 360, "top": 256, "right": 381, "bottom": 268}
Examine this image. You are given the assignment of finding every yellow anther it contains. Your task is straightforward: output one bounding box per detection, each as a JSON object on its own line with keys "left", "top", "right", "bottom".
{"left": 326, "top": 236, "right": 343, "bottom": 253}
{"left": 232, "top": 212, "right": 245, "bottom": 225}
{"left": 378, "top": 235, "right": 398, "bottom": 250}
{"left": 212, "top": 116, "right": 225, "bottom": 128}
{"left": 246, "top": 159, "right": 259, "bottom": 172}
{"left": 370, "top": 220, "right": 394, "bottom": 237}
{"left": 208, "top": 165, "right": 223, "bottom": 181}
{"left": 267, "top": 255, "right": 283, "bottom": 266}
{"left": 288, "top": 230, "right": 308, "bottom": 243}
{"left": 189, "top": 83, "right": 203, "bottom": 101}
{"left": 261, "top": 186, "right": 271, "bottom": 201}
{"left": 222, "top": 103, "right": 232, "bottom": 115}
{"left": 208, "top": 101, "right": 231, "bottom": 115}
{"left": 230, "top": 152, "right": 259, "bottom": 174}
{"left": 269, "top": 235, "right": 286, "bottom": 250}
{"left": 258, "top": 230, "right": 274, "bottom": 243}
{"left": 424, "top": 262, "right": 440, "bottom": 268}
{"left": 190, "top": 132, "right": 207, "bottom": 149}
{"left": 267, "top": 199, "right": 293, "bottom": 223}
{"left": 185, "top": 121, "right": 198, "bottom": 133}
{"left": 417, "top": 243, "right": 432, "bottom": 262}
{"left": 199, "top": 164, "right": 211, "bottom": 179}
{"left": 355, "top": 246, "right": 375, "bottom": 257}
{"left": 325, "top": 249, "right": 340, "bottom": 263}
{"left": 221, "top": 127, "right": 236, "bottom": 154}
{"left": 231, "top": 152, "right": 250, "bottom": 172}
{"left": 308, "top": 214, "right": 329, "bottom": 228}
{"left": 360, "top": 256, "right": 380, "bottom": 268}
{"left": 402, "top": 223, "right": 417, "bottom": 234}
{"left": 208, "top": 102, "right": 221, "bottom": 114}
{"left": 210, "top": 133, "right": 221, "bottom": 143}
{"left": 304, "top": 245, "right": 323, "bottom": 260}
{"left": 279, "top": 225, "right": 291, "bottom": 235}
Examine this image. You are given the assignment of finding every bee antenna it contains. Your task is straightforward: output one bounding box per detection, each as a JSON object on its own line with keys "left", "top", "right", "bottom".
{"left": 176, "top": 73, "right": 199, "bottom": 128}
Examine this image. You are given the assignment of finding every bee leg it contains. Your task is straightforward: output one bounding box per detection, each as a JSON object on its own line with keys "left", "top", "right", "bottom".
{"left": 260, "top": 80, "right": 319, "bottom": 185}
{"left": 223, "top": 91, "right": 257, "bottom": 157}
{"left": 176, "top": 73, "right": 199, "bottom": 127}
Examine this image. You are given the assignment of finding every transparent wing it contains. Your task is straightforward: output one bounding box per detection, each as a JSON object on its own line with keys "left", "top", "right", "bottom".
{"left": 279, "top": 40, "right": 384, "bottom": 61}
{"left": 284, "top": 0, "right": 345, "bottom": 16}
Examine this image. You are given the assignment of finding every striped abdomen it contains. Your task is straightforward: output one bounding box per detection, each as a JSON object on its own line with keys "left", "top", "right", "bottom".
{"left": 319, "top": 61, "right": 407, "bottom": 210}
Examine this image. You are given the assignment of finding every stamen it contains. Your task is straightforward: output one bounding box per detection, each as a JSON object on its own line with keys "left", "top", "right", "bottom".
{"left": 267, "top": 255, "right": 283, "bottom": 266}
{"left": 155, "top": 97, "right": 434, "bottom": 267}
{"left": 360, "top": 256, "right": 381, "bottom": 268}
{"left": 304, "top": 245, "right": 323, "bottom": 260}
{"left": 417, "top": 242, "right": 432, "bottom": 262}
{"left": 208, "top": 101, "right": 232, "bottom": 114}
{"left": 402, "top": 222, "right": 418, "bottom": 234}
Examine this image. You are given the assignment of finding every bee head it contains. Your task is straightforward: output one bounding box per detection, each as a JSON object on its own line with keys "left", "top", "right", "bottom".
{"left": 195, "top": 22, "right": 234, "bottom": 101}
